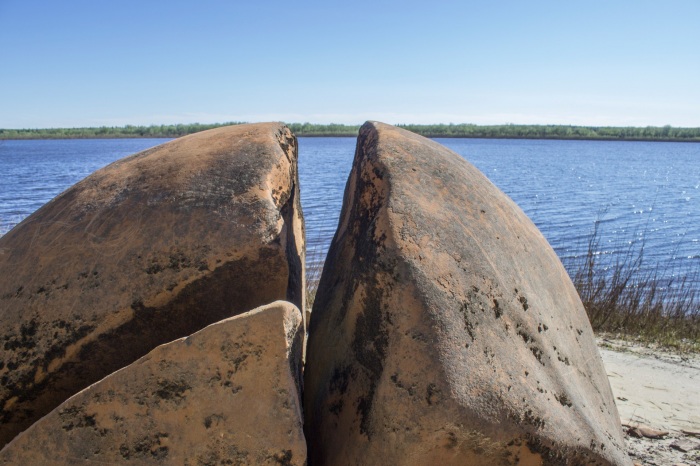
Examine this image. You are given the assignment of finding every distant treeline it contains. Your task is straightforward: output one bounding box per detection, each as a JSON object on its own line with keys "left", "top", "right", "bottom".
{"left": 397, "top": 124, "right": 700, "bottom": 141}
{"left": 2, "top": 122, "right": 700, "bottom": 142}
{"left": 0, "top": 123, "right": 243, "bottom": 140}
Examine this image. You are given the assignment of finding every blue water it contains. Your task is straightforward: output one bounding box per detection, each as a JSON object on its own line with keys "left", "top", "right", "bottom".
{"left": 1, "top": 137, "right": 698, "bottom": 288}
{"left": 437, "top": 138, "right": 700, "bottom": 270}
{"left": 0, "top": 139, "right": 171, "bottom": 232}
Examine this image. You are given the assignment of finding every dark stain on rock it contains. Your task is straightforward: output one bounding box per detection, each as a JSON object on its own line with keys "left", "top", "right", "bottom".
{"left": 168, "top": 250, "right": 191, "bottom": 270}
{"left": 350, "top": 267, "right": 390, "bottom": 436}
{"left": 523, "top": 409, "right": 546, "bottom": 429}
{"left": 525, "top": 435, "right": 564, "bottom": 465}
{"left": 1, "top": 254, "right": 284, "bottom": 447}
{"left": 329, "top": 365, "right": 352, "bottom": 395}
{"left": 145, "top": 262, "right": 164, "bottom": 275}
{"left": 445, "top": 431, "right": 458, "bottom": 449}
{"left": 272, "top": 449, "right": 293, "bottom": 466}
{"left": 426, "top": 383, "right": 442, "bottom": 406}
{"left": 204, "top": 413, "right": 224, "bottom": 429}
{"left": 3, "top": 319, "right": 38, "bottom": 351}
{"left": 557, "top": 352, "right": 571, "bottom": 366}
{"left": 42, "top": 322, "right": 95, "bottom": 371}
{"left": 458, "top": 299, "right": 478, "bottom": 345}
{"left": 154, "top": 379, "right": 191, "bottom": 402}
{"left": 352, "top": 302, "right": 388, "bottom": 436}
{"left": 123, "top": 433, "right": 170, "bottom": 461}
{"left": 281, "top": 179, "right": 304, "bottom": 311}
{"left": 130, "top": 299, "right": 153, "bottom": 315}
{"left": 144, "top": 247, "right": 212, "bottom": 276}
{"left": 524, "top": 434, "right": 611, "bottom": 466}
{"left": 492, "top": 298, "right": 502, "bottom": 318}
{"left": 390, "top": 373, "right": 416, "bottom": 397}
{"left": 59, "top": 405, "right": 96, "bottom": 431}
{"left": 222, "top": 381, "right": 243, "bottom": 395}
{"left": 519, "top": 296, "right": 529, "bottom": 311}
{"left": 529, "top": 345, "right": 546, "bottom": 366}
{"left": 555, "top": 392, "right": 573, "bottom": 407}
{"left": 0, "top": 318, "right": 96, "bottom": 430}
{"left": 329, "top": 399, "right": 344, "bottom": 416}
{"left": 230, "top": 353, "right": 249, "bottom": 373}
{"left": 518, "top": 330, "right": 533, "bottom": 344}
{"left": 332, "top": 144, "right": 391, "bottom": 437}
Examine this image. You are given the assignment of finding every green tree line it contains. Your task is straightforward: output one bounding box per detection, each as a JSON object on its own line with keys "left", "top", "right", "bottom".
{"left": 396, "top": 123, "right": 700, "bottom": 141}
{"left": 1, "top": 123, "right": 699, "bottom": 141}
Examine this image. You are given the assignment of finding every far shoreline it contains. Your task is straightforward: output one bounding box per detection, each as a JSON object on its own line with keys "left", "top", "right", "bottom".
{"left": 2, "top": 122, "right": 700, "bottom": 143}
{"left": 3, "top": 136, "right": 700, "bottom": 143}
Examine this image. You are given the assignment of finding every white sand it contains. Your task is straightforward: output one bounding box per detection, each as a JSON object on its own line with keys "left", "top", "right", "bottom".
{"left": 599, "top": 339, "right": 700, "bottom": 465}
{"left": 601, "top": 344, "right": 700, "bottom": 432}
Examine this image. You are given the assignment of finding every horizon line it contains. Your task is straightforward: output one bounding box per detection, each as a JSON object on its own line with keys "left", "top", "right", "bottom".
{"left": 3, "top": 121, "right": 700, "bottom": 131}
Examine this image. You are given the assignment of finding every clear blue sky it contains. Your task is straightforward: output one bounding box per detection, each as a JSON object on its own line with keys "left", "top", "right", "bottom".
{"left": 1, "top": 0, "right": 699, "bottom": 128}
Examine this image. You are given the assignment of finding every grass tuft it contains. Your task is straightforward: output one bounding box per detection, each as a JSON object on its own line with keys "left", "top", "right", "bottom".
{"left": 565, "top": 220, "right": 700, "bottom": 353}
{"left": 305, "top": 241, "right": 325, "bottom": 312}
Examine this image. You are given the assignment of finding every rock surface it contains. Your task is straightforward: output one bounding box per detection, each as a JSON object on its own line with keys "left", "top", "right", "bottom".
{"left": 304, "top": 122, "right": 629, "bottom": 465}
{"left": 0, "top": 300, "right": 306, "bottom": 465}
{"left": 0, "top": 123, "right": 305, "bottom": 446}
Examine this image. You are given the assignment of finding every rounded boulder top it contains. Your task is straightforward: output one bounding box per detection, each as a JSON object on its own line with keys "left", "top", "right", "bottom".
{"left": 304, "top": 121, "right": 629, "bottom": 465}
{"left": 0, "top": 123, "right": 305, "bottom": 447}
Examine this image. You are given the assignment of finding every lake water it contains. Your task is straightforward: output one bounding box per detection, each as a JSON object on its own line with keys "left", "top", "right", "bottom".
{"left": 1, "top": 137, "right": 698, "bottom": 289}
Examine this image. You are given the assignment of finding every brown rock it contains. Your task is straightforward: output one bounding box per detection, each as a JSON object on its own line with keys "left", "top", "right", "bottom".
{"left": 627, "top": 426, "right": 668, "bottom": 439}
{"left": 304, "top": 122, "right": 629, "bottom": 465}
{"left": 0, "top": 123, "right": 305, "bottom": 446}
{"left": 671, "top": 438, "right": 700, "bottom": 452}
{"left": 622, "top": 420, "right": 669, "bottom": 439}
{"left": 0, "top": 300, "right": 306, "bottom": 465}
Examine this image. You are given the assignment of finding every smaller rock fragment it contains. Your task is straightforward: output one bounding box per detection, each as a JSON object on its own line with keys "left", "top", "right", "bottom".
{"left": 622, "top": 419, "right": 669, "bottom": 439}
{"left": 0, "top": 301, "right": 306, "bottom": 465}
{"left": 627, "top": 426, "right": 669, "bottom": 439}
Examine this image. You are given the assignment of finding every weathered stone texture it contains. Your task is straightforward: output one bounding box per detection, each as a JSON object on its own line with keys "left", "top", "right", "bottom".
{"left": 304, "top": 122, "right": 629, "bottom": 465}
{"left": 0, "top": 301, "right": 306, "bottom": 465}
{"left": 0, "top": 123, "right": 305, "bottom": 446}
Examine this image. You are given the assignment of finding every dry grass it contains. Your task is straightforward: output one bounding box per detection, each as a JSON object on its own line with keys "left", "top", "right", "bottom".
{"left": 305, "top": 241, "right": 325, "bottom": 312}
{"left": 565, "top": 220, "right": 700, "bottom": 352}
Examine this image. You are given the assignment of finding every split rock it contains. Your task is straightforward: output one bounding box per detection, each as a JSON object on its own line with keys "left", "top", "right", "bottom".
{"left": 0, "top": 300, "right": 306, "bottom": 465}
{"left": 0, "top": 123, "right": 305, "bottom": 446}
{"left": 304, "top": 122, "right": 629, "bottom": 465}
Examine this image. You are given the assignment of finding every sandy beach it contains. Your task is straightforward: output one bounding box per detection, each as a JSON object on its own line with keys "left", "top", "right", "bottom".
{"left": 599, "top": 338, "right": 700, "bottom": 465}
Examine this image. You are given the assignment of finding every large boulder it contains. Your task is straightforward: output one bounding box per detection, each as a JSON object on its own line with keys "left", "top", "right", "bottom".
{"left": 304, "top": 122, "right": 628, "bottom": 465}
{"left": 0, "top": 123, "right": 305, "bottom": 446}
{"left": 0, "top": 300, "right": 306, "bottom": 465}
